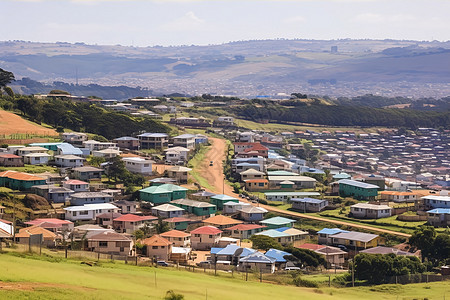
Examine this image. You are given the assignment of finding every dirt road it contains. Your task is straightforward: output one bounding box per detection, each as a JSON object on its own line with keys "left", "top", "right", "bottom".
{"left": 197, "top": 136, "right": 411, "bottom": 238}
{"left": 0, "top": 110, "right": 58, "bottom": 136}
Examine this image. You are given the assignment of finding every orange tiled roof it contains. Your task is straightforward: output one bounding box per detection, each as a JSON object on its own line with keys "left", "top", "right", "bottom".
{"left": 0, "top": 170, "right": 45, "bottom": 181}
{"left": 203, "top": 215, "right": 243, "bottom": 226}
{"left": 245, "top": 179, "right": 268, "bottom": 183}
{"left": 161, "top": 230, "right": 191, "bottom": 238}
{"left": 142, "top": 234, "right": 172, "bottom": 246}
{"left": 15, "top": 225, "right": 56, "bottom": 239}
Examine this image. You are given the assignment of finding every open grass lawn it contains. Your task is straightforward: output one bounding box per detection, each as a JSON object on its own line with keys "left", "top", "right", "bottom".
{"left": 0, "top": 253, "right": 449, "bottom": 300}
{"left": 187, "top": 144, "right": 213, "bottom": 190}
{"left": 0, "top": 164, "right": 57, "bottom": 174}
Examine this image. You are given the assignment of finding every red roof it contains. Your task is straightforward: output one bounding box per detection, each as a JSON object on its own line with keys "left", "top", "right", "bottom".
{"left": 164, "top": 217, "right": 191, "bottom": 223}
{"left": 161, "top": 230, "right": 191, "bottom": 238}
{"left": 64, "top": 179, "right": 89, "bottom": 185}
{"left": 0, "top": 170, "right": 45, "bottom": 181}
{"left": 25, "top": 218, "right": 73, "bottom": 226}
{"left": 0, "top": 218, "right": 12, "bottom": 224}
{"left": 114, "top": 214, "right": 157, "bottom": 222}
{"left": 244, "top": 144, "right": 268, "bottom": 152}
{"left": 190, "top": 225, "right": 222, "bottom": 235}
{"left": 0, "top": 154, "right": 21, "bottom": 158}
{"left": 142, "top": 234, "right": 172, "bottom": 246}
{"left": 224, "top": 224, "right": 266, "bottom": 231}
{"left": 245, "top": 179, "right": 268, "bottom": 183}
{"left": 296, "top": 243, "right": 326, "bottom": 251}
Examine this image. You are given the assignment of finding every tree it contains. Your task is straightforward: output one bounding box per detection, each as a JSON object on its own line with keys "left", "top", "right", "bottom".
{"left": 250, "top": 235, "right": 282, "bottom": 251}
{"left": 0, "top": 68, "right": 15, "bottom": 88}
{"left": 164, "top": 290, "right": 184, "bottom": 300}
{"left": 49, "top": 89, "right": 71, "bottom": 95}
{"left": 106, "top": 156, "right": 128, "bottom": 182}
{"left": 283, "top": 246, "right": 327, "bottom": 268}
{"left": 155, "top": 217, "right": 170, "bottom": 234}
{"left": 409, "top": 226, "right": 437, "bottom": 261}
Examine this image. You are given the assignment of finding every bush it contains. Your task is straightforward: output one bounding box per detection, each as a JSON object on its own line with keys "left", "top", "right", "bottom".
{"left": 293, "top": 275, "right": 319, "bottom": 288}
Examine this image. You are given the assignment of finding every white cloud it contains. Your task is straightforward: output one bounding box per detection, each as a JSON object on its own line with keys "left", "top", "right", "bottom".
{"left": 160, "top": 11, "right": 206, "bottom": 31}
{"left": 353, "top": 13, "right": 416, "bottom": 23}
{"left": 284, "top": 16, "right": 306, "bottom": 24}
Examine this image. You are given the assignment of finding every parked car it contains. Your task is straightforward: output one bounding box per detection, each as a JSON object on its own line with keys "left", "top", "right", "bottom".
{"left": 157, "top": 261, "right": 169, "bottom": 267}
{"left": 209, "top": 161, "right": 214, "bottom": 166}
{"left": 196, "top": 260, "right": 212, "bottom": 267}
{"left": 285, "top": 266, "right": 301, "bottom": 271}
{"left": 337, "top": 245, "right": 348, "bottom": 251}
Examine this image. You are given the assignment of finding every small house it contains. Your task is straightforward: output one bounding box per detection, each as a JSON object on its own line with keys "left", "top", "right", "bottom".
{"left": 0, "top": 154, "right": 23, "bottom": 167}
{"left": 87, "top": 231, "right": 133, "bottom": 256}
{"left": 54, "top": 155, "right": 84, "bottom": 168}
{"left": 113, "top": 137, "right": 140, "bottom": 150}
{"left": 170, "top": 199, "right": 216, "bottom": 217}
{"left": 137, "top": 133, "right": 169, "bottom": 149}
{"left": 15, "top": 226, "right": 57, "bottom": 248}
{"left": 143, "top": 235, "right": 172, "bottom": 261}
{"left": 113, "top": 214, "right": 157, "bottom": 234}
{"left": 64, "top": 203, "right": 119, "bottom": 221}
{"left": 338, "top": 179, "right": 379, "bottom": 201}
{"left": 260, "top": 217, "right": 296, "bottom": 230}
{"left": 0, "top": 170, "right": 46, "bottom": 191}
{"left": 190, "top": 226, "right": 222, "bottom": 250}
{"left": 113, "top": 200, "right": 138, "bottom": 214}
{"left": 244, "top": 179, "right": 269, "bottom": 191}
{"left": 164, "top": 147, "right": 190, "bottom": 164}
{"left": 123, "top": 157, "right": 153, "bottom": 175}
{"left": 151, "top": 204, "right": 185, "bottom": 219}
{"left": 72, "top": 166, "right": 104, "bottom": 181}
{"left": 139, "top": 184, "right": 188, "bottom": 204}
{"left": 167, "top": 166, "right": 191, "bottom": 184}
{"left": 173, "top": 134, "right": 196, "bottom": 149}
{"left": 291, "top": 198, "right": 329, "bottom": 212}
{"left": 350, "top": 203, "right": 392, "bottom": 219}
{"left": 62, "top": 179, "right": 89, "bottom": 192}
{"left": 238, "top": 206, "right": 268, "bottom": 222}
{"left": 69, "top": 192, "right": 113, "bottom": 206}
{"left": 160, "top": 230, "right": 191, "bottom": 247}
{"left": 23, "top": 153, "right": 51, "bottom": 165}
{"left": 224, "top": 224, "right": 266, "bottom": 240}
{"left": 203, "top": 215, "right": 243, "bottom": 230}
{"left": 426, "top": 208, "right": 450, "bottom": 227}
{"left": 165, "top": 217, "right": 191, "bottom": 231}
{"left": 210, "top": 194, "right": 239, "bottom": 210}
{"left": 239, "top": 251, "right": 276, "bottom": 273}
{"left": 223, "top": 201, "right": 251, "bottom": 214}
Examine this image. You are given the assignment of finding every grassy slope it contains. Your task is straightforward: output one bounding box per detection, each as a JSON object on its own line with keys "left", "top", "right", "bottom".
{"left": 1, "top": 254, "right": 449, "bottom": 300}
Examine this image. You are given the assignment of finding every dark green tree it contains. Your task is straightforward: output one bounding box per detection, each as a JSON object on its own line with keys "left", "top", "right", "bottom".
{"left": 0, "top": 68, "right": 15, "bottom": 88}
{"left": 250, "top": 235, "right": 282, "bottom": 251}
{"left": 409, "top": 226, "right": 437, "bottom": 261}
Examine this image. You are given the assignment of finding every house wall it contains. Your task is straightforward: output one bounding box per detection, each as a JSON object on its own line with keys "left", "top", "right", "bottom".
{"left": 124, "top": 160, "right": 152, "bottom": 175}
{"left": 70, "top": 196, "right": 113, "bottom": 206}
{"left": 240, "top": 212, "right": 264, "bottom": 222}
{"left": 163, "top": 236, "right": 190, "bottom": 247}
{"left": 339, "top": 183, "right": 378, "bottom": 200}
{"left": 152, "top": 209, "right": 183, "bottom": 219}
{"left": 350, "top": 207, "right": 392, "bottom": 219}
{"left": 88, "top": 240, "right": 132, "bottom": 255}
{"left": 147, "top": 245, "right": 171, "bottom": 261}
{"left": 191, "top": 233, "right": 221, "bottom": 250}
{"left": 192, "top": 206, "right": 216, "bottom": 216}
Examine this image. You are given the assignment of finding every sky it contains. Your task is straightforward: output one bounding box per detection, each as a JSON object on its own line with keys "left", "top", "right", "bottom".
{"left": 1, "top": 0, "right": 449, "bottom": 46}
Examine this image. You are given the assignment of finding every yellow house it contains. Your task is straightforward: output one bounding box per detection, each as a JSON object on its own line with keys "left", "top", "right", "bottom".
{"left": 330, "top": 231, "right": 380, "bottom": 249}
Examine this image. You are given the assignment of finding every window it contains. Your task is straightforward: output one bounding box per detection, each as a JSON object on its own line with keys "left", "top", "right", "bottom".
{"left": 194, "top": 234, "right": 200, "bottom": 238}
{"left": 209, "top": 235, "right": 213, "bottom": 238}
{"left": 99, "top": 241, "right": 108, "bottom": 247}
{"left": 80, "top": 211, "right": 89, "bottom": 215}
{"left": 152, "top": 246, "right": 158, "bottom": 249}
{"left": 120, "top": 247, "right": 124, "bottom": 252}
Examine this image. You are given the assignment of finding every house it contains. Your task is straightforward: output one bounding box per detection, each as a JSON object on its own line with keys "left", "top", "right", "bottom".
{"left": 69, "top": 192, "right": 113, "bottom": 206}
{"left": 264, "top": 192, "right": 321, "bottom": 202}
{"left": 254, "top": 229, "right": 293, "bottom": 245}
{"left": 23, "top": 153, "right": 51, "bottom": 165}
{"left": 31, "top": 185, "right": 74, "bottom": 203}
{"left": 190, "top": 190, "right": 216, "bottom": 201}
{"left": 329, "top": 231, "right": 380, "bottom": 249}
{"left": 167, "top": 166, "right": 191, "bottom": 184}
{"left": 149, "top": 177, "right": 176, "bottom": 186}
{"left": 297, "top": 243, "right": 346, "bottom": 268}
{"left": 160, "top": 230, "right": 191, "bottom": 247}
{"left": 244, "top": 179, "right": 269, "bottom": 191}
{"left": 260, "top": 216, "right": 296, "bottom": 229}
{"left": 232, "top": 157, "right": 265, "bottom": 173}
{"left": 361, "top": 175, "right": 386, "bottom": 191}
{"left": 379, "top": 191, "right": 418, "bottom": 203}
{"left": 87, "top": 231, "right": 133, "bottom": 256}
{"left": 15, "top": 226, "right": 57, "bottom": 248}
{"left": 92, "top": 148, "right": 121, "bottom": 158}
{"left": 338, "top": 179, "right": 379, "bottom": 201}
{"left": 123, "top": 157, "right": 153, "bottom": 175}
{"left": 194, "top": 134, "right": 208, "bottom": 145}
{"left": 350, "top": 203, "right": 392, "bottom": 219}
{"left": 265, "top": 248, "right": 292, "bottom": 270}
{"left": 113, "top": 137, "right": 140, "bottom": 150}
{"left": 71, "top": 166, "right": 104, "bottom": 181}
{"left": 422, "top": 195, "right": 450, "bottom": 210}
{"left": 96, "top": 212, "right": 122, "bottom": 227}
{"left": 173, "top": 134, "right": 196, "bottom": 150}
{"left": 214, "top": 116, "right": 235, "bottom": 126}
{"left": 268, "top": 175, "right": 317, "bottom": 189}
{"left": 17, "top": 146, "right": 49, "bottom": 157}
{"left": 54, "top": 155, "right": 84, "bottom": 168}
{"left": 240, "top": 168, "right": 265, "bottom": 181}
{"left": 210, "top": 194, "right": 239, "bottom": 210}
{"left": 0, "top": 218, "right": 14, "bottom": 235}
{"left": 164, "top": 147, "right": 190, "bottom": 164}
{"left": 238, "top": 251, "right": 276, "bottom": 273}
{"left": 211, "top": 244, "right": 255, "bottom": 265}
{"left": 137, "top": 133, "right": 169, "bottom": 149}
{"left": 62, "top": 179, "right": 89, "bottom": 192}
{"left": 236, "top": 132, "right": 257, "bottom": 143}
{"left": 0, "top": 170, "right": 46, "bottom": 191}
{"left": 277, "top": 227, "right": 308, "bottom": 241}
{"left": 165, "top": 217, "right": 192, "bottom": 231}
{"left": 360, "top": 246, "right": 417, "bottom": 256}
{"left": 169, "top": 117, "right": 210, "bottom": 128}
{"left": 224, "top": 224, "right": 266, "bottom": 240}
{"left": 238, "top": 206, "right": 268, "bottom": 222}
{"left": 190, "top": 226, "right": 222, "bottom": 250}
{"left": 143, "top": 235, "right": 172, "bottom": 261}
{"left": 0, "top": 154, "right": 23, "bottom": 167}
{"left": 56, "top": 143, "right": 84, "bottom": 156}
{"left": 171, "top": 199, "right": 216, "bottom": 217}
{"left": 426, "top": 209, "right": 450, "bottom": 227}
{"left": 62, "top": 132, "right": 88, "bottom": 144}
{"left": 64, "top": 203, "right": 119, "bottom": 221}
{"left": 113, "top": 214, "right": 157, "bottom": 234}
{"left": 317, "top": 228, "right": 349, "bottom": 244}
{"left": 113, "top": 200, "right": 138, "bottom": 214}
{"left": 140, "top": 184, "right": 188, "bottom": 204}
{"left": 152, "top": 204, "right": 185, "bottom": 219}
{"left": 24, "top": 218, "right": 74, "bottom": 233}
{"left": 28, "top": 141, "right": 63, "bottom": 150}
{"left": 223, "top": 201, "right": 252, "bottom": 214}
{"left": 203, "top": 215, "right": 243, "bottom": 230}
{"left": 83, "top": 140, "right": 118, "bottom": 152}
{"left": 291, "top": 198, "right": 329, "bottom": 212}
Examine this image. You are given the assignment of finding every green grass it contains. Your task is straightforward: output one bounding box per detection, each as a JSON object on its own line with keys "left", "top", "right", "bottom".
{"left": 188, "top": 144, "right": 213, "bottom": 190}
{"left": 0, "top": 253, "right": 449, "bottom": 300}
{"left": 0, "top": 164, "right": 57, "bottom": 174}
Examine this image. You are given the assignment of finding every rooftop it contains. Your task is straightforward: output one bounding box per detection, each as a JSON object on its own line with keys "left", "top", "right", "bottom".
{"left": 338, "top": 179, "right": 379, "bottom": 189}
{"left": 190, "top": 226, "right": 222, "bottom": 235}
{"left": 260, "top": 216, "right": 296, "bottom": 225}
{"left": 203, "top": 215, "right": 243, "bottom": 226}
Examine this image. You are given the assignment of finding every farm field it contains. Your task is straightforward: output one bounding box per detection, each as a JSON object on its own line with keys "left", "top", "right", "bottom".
{"left": 0, "top": 109, "right": 58, "bottom": 136}
{"left": 0, "top": 253, "right": 449, "bottom": 300}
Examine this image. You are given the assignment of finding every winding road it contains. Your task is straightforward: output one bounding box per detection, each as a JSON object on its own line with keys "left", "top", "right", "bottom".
{"left": 197, "top": 136, "right": 411, "bottom": 238}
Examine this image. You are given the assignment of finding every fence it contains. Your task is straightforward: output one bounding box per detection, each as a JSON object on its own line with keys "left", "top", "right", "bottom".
{"left": 385, "top": 273, "right": 450, "bottom": 285}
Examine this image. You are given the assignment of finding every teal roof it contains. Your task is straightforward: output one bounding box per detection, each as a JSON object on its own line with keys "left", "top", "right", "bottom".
{"left": 140, "top": 184, "right": 188, "bottom": 194}
{"left": 255, "top": 229, "right": 290, "bottom": 238}
{"left": 264, "top": 192, "right": 321, "bottom": 197}
{"left": 260, "top": 216, "right": 296, "bottom": 225}
{"left": 211, "top": 194, "right": 238, "bottom": 201}
{"left": 338, "top": 179, "right": 379, "bottom": 189}
{"left": 267, "top": 170, "right": 299, "bottom": 176}
{"left": 333, "top": 173, "right": 350, "bottom": 179}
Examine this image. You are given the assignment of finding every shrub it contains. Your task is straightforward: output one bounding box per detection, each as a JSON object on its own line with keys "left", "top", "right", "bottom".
{"left": 293, "top": 275, "right": 319, "bottom": 288}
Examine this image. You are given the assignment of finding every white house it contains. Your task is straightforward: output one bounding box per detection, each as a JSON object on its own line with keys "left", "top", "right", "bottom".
{"left": 123, "top": 157, "right": 153, "bottom": 175}
{"left": 151, "top": 204, "right": 185, "bottom": 219}
{"left": 69, "top": 192, "right": 114, "bottom": 206}
{"left": 173, "top": 134, "right": 196, "bottom": 150}
{"left": 82, "top": 140, "right": 118, "bottom": 152}
{"left": 62, "top": 132, "right": 88, "bottom": 144}
{"left": 350, "top": 203, "right": 392, "bottom": 219}
{"left": 64, "top": 203, "right": 119, "bottom": 221}
{"left": 23, "top": 153, "right": 51, "bottom": 165}
{"left": 54, "top": 155, "right": 84, "bottom": 168}
{"left": 92, "top": 148, "right": 121, "bottom": 158}
{"left": 17, "top": 146, "right": 48, "bottom": 157}
{"left": 164, "top": 147, "right": 190, "bottom": 164}
{"left": 63, "top": 179, "right": 89, "bottom": 192}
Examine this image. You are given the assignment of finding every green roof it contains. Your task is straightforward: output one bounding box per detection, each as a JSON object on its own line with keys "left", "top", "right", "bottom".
{"left": 255, "top": 229, "right": 290, "bottom": 238}
{"left": 210, "top": 194, "right": 238, "bottom": 201}
{"left": 260, "top": 216, "right": 296, "bottom": 225}
{"left": 140, "top": 184, "right": 188, "bottom": 194}
{"left": 264, "top": 192, "right": 321, "bottom": 196}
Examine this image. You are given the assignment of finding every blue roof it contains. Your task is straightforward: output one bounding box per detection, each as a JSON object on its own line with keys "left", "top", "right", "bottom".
{"left": 427, "top": 208, "right": 450, "bottom": 214}
{"left": 239, "top": 252, "right": 276, "bottom": 263}
{"left": 211, "top": 194, "right": 238, "bottom": 201}
{"left": 216, "top": 244, "right": 240, "bottom": 256}
{"left": 274, "top": 227, "right": 292, "bottom": 232}
{"left": 291, "top": 197, "right": 326, "bottom": 204}
{"left": 260, "top": 216, "right": 296, "bottom": 225}
{"left": 57, "top": 143, "right": 83, "bottom": 155}
{"left": 265, "top": 248, "right": 292, "bottom": 262}
{"left": 317, "top": 228, "right": 349, "bottom": 235}
{"left": 255, "top": 229, "right": 290, "bottom": 238}
{"left": 210, "top": 247, "right": 223, "bottom": 254}
{"left": 240, "top": 248, "right": 257, "bottom": 257}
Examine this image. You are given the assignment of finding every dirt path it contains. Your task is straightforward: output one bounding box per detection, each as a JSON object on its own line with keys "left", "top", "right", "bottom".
{"left": 0, "top": 110, "right": 58, "bottom": 136}
{"left": 198, "top": 136, "right": 411, "bottom": 238}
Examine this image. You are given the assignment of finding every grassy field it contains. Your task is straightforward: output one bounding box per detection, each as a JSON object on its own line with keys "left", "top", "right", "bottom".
{"left": 0, "top": 164, "right": 57, "bottom": 174}
{"left": 0, "top": 253, "right": 449, "bottom": 300}
{"left": 187, "top": 144, "right": 213, "bottom": 190}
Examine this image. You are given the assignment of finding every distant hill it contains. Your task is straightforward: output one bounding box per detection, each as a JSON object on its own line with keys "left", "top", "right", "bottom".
{"left": 2, "top": 39, "right": 450, "bottom": 98}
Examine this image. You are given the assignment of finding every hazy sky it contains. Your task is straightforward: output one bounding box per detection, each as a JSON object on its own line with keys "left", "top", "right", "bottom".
{"left": 1, "top": 0, "right": 449, "bottom": 46}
